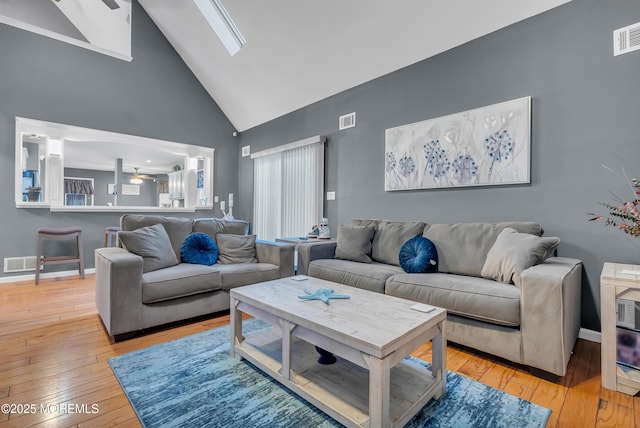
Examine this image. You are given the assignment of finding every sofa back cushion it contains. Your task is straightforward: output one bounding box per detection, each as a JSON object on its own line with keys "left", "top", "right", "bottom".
{"left": 222, "top": 219, "right": 251, "bottom": 235}
{"left": 121, "top": 215, "right": 194, "bottom": 260}
{"left": 352, "top": 220, "right": 425, "bottom": 266}
{"left": 423, "top": 222, "right": 543, "bottom": 277}
{"left": 193, "top": 218, "right": 226, "bottom": 241}
{"left": 351, "top": 219, "right": 380, "bottom": 229}
{"left": 193, "top": 218, "right": 250, "bottom": 242}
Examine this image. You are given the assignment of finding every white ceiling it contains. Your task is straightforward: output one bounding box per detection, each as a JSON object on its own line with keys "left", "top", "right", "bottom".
{"left": 139, "top": 0, "right": 572, "bottom": 132}
{"left": 0, "top": 0, "right": 131, "bottom": 59}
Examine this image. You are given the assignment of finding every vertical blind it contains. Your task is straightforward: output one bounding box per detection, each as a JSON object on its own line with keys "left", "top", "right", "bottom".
{"left": 253, "top": 137, "right": 324, "bottom": 241}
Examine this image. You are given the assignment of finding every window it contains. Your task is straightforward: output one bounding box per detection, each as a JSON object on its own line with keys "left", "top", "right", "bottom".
{"left": 64, "top": 177, "right": 94, "bottom": 206}
{"left": 252, "top": 136, "right": 325, "bottom": 241}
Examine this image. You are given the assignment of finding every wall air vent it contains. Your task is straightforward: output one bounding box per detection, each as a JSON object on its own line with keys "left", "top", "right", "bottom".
{"left": 614, "top": 22, "right": 640, "bottom": 56}
{"left": 339, "top": 112, "right": 356, "bottom": 130}
{"left": 4, "top": 256, "right": 41, "bottom": 273}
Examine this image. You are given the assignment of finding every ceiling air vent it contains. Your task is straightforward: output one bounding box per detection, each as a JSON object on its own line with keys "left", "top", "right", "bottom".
{"left": 339, "top": 112, "right": 356, "bottom": 130}
{"left": 614, "top": 21, "right": 640, "bottom": 56}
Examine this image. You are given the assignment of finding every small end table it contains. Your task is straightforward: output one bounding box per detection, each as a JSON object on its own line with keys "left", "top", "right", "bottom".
{"left": 601, "top": 262, "right": 640, "bottom": 395}
{"left": 275, "top": 237, "right": 335, "bottom": 273}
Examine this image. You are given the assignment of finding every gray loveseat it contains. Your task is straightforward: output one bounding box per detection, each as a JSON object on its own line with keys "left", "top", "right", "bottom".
{"left": 298, "top": 220, "right": 582, "bottom": 377}
{"left": 95, "top": 215, "right": 294, "bottom": 341}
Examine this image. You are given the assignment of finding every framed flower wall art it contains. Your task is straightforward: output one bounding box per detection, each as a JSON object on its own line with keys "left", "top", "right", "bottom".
{"left": 385, "top": 96, "right": 531, "bottom": 191}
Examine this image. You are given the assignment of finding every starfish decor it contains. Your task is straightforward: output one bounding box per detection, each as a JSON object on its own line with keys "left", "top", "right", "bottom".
{"left": 298, "top": 288, "right": 350, "bottom": 304}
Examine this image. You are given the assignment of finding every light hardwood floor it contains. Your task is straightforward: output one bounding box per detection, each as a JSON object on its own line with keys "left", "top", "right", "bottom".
{"left": 0, "top": 275, "right": 635, "bottom": 427}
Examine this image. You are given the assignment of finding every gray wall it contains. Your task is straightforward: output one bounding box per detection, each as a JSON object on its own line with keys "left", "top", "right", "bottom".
{"left": 0, "top": 1, "right": 237, "bottom": 272}
{"left": 237, "top": 0, "right": 640, "bottom": 332}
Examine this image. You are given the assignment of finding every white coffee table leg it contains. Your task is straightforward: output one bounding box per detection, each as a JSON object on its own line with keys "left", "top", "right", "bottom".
{"left": 366, "top": 355, "right": 391, "bottom": 428}
{"left": 230, "top": 297, "right": 243, "bottom": 360}
{"left": 431, "top": 321, "right": 447, "bottom": 398}
{"left": 279, "top": 319, "right": 295, "bottom": 379}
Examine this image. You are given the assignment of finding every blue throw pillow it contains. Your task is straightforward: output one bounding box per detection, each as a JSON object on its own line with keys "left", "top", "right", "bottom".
{"left": 180, "top": 233, "right": 218, "bottom": 266}
{"left": 399, "top": 236, "right": 438, "bottom": 273}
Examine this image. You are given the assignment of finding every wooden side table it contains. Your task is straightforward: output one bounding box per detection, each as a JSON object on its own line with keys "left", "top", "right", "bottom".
{"left": 601, "top": 262, "right": 640, "bottom": 395}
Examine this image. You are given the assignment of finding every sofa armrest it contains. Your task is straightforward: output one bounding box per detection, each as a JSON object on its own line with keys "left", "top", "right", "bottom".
{"left": 519, "top": 256, "right": 582, "bottom": 376}
{"left": 296, "top": 241, "right": 337, "bottom": 276}
{"left": 95, "top": 247, "right": 144, "bottom": 339}
{"left": 255, "top": 240, "right": 295, "bottom": 278}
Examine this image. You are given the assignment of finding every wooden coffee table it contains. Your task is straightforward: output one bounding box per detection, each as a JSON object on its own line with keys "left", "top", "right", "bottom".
{"left": 230, "top": 276, "right": 447, "bottom": 428}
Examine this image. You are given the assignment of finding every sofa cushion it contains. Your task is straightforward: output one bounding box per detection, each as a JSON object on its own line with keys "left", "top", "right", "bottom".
{"left": 368, "top": 220, "right": 426, "bottom": 266}
{"left": 221, "top": 219, "right": 251, "bottom": 235}
{"left": 193, "top": 218, "right": 251, "bottom": 240}
{"left": 351, "top": 219, "right": 380, "bottom": 229}
{"left": 214, "top": 263, "right": 280, "bottom": 290}
{"left": 423, "top": 222, "right": 543, "bottom": 277}
{"left": 180, "top": 233, "right": 218, "bottom": 266}
{"left": 334, "top": 225, "right": 375, "bottom": 263}
{"left": 121, "top": 214, "right": 194, "bottom": 260}
{"left": 399, "top": 236, "right": 438, "bottom": 273}
{"left": 309, "top": 259, "right": 404, "bottom": 294}
{"left": 217, "top": 234, "right": 257, "bottom": 264}
{"left": 118, "top": 224, "right": 179, "bottom": 273}
{"left": 481, "top": 227, "right": 560, "bottom": 285}
{"left": 141, "top": 263, "right": 222, "bottom": 303}
{"left": 193, "top": 218, "right": 226, "bottom": 242}
{"left": 386, "top": 273, "right": 521, "bottom": 327}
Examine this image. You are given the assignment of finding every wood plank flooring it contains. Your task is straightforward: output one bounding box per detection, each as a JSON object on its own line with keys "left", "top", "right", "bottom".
{"left": 0, "top": 275, "right": 634, "bottom": 427}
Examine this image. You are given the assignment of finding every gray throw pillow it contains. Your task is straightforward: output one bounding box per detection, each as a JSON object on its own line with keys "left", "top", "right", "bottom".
{"left": 118, "top": 223, "right": 179, "bottom": 273}
{"left": 217, "top": 234, "right": 257, "bottom": 264}
{"left": 481, "top": 227, "right": 560, "bottom": 285}
{"left": 335, "top": 225, "right": 375, "bottom": 263}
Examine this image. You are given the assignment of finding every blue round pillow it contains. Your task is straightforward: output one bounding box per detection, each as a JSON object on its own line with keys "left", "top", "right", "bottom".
{"left": 180, "top": 233, "right": 218, "bottom": 266}
{"left": 399, "top": 236, "right": 438, "bottom": 273}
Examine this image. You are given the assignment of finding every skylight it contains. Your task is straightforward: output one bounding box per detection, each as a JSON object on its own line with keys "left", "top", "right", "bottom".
{"left": 193, "top": 0, "right": 246, "bottom": 56}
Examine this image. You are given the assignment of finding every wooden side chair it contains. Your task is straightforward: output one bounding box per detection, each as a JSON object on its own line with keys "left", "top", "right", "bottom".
{"left": 36, "top": 227, "right": 84, "bottom": 284}
{"left": 104, "top": 226, "right": 121, "bottom": 247}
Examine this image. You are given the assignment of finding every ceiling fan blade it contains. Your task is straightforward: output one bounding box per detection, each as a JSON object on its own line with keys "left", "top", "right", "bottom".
{"left": 132, "top": 169, "right": 155, "bottom": 180}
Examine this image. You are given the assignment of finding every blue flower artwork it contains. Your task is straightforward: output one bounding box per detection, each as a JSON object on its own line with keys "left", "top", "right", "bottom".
{"left": 384, "top": 97, "right": 530, "bottom": 191}
{"left": 485, "top": 129, "right": 514, "bottom": 181}
{"left": 423, "top": 139, "right": 451, "bottom": 182}
{"left": 398, "top": 155, "right": 416, "bottom": 178}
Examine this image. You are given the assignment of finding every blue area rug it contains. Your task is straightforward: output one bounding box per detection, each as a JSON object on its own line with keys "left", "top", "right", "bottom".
{"left": 108, "top": 319, "right": 550, "bottom": 427}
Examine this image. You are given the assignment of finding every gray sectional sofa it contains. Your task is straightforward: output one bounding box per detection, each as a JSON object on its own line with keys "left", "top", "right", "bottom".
{"left": 95, "top": 215, "right": 294, "bottom": 341}
{"left": 298, "top": 220, "right": 582, "bottom": 377}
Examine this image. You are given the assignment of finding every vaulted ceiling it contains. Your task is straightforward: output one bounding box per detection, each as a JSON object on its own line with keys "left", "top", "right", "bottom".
{"left": 138, "top": 0, "right": 572, "bottom": 132}
{"left": 1, "top": 0, "right": 573, "bottom": 133}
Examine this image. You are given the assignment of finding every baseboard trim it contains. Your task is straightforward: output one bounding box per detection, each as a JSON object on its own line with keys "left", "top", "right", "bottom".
{"left": 0, "top": 268, "right": 95, "bottom": 284}
{"left": 579, "top": 327, "right": 601, "bottom": 343}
